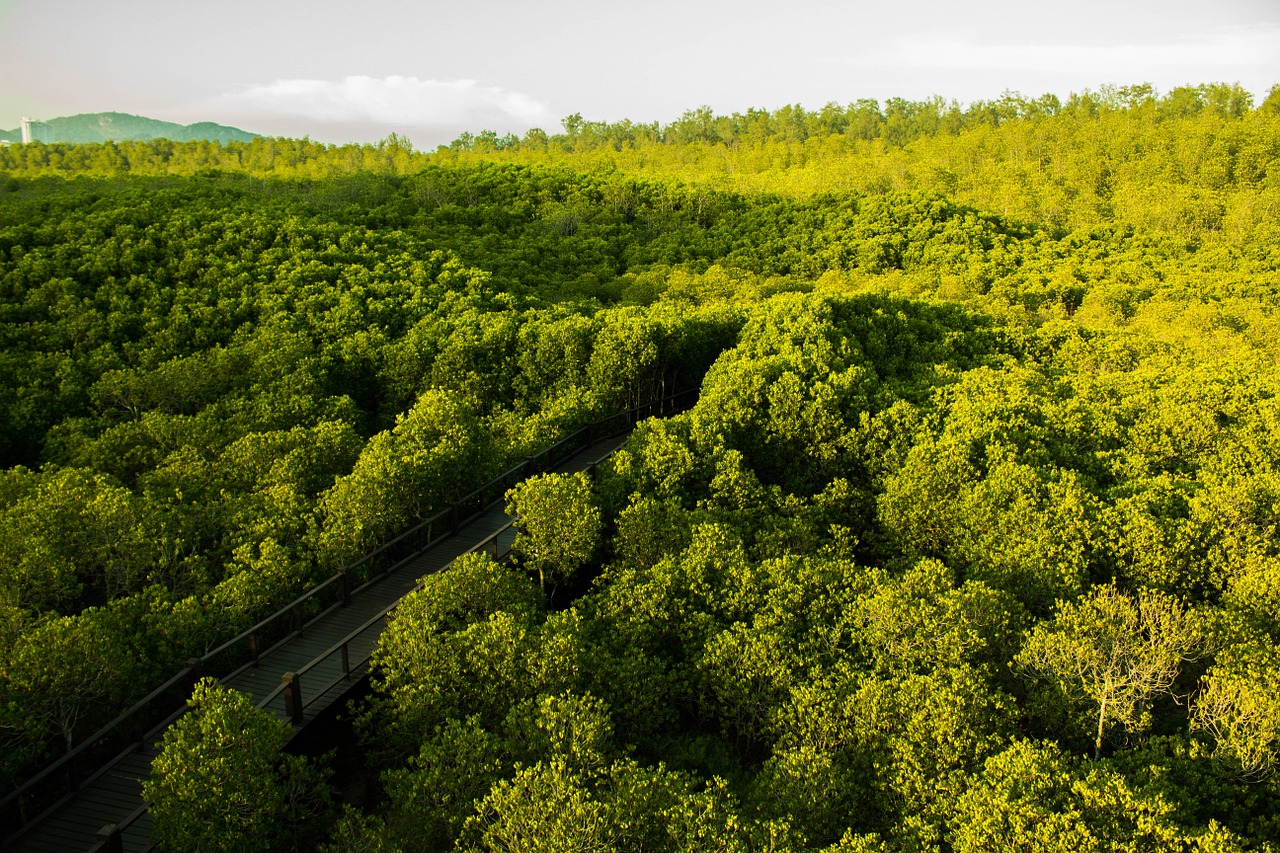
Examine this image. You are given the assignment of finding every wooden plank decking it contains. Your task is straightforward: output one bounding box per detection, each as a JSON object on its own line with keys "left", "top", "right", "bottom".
{"left": 3, "top": 433, "right": 629, "bottom": 853}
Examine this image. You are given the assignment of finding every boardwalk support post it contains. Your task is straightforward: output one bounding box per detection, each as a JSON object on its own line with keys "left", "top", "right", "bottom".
{"left": 282, "top": 673, "right": 304, "bottom": 726}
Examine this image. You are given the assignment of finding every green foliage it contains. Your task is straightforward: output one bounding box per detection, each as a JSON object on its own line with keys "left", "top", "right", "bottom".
{"left": 1194, "top": 639, "right": 1280, "bottom": 778}
{"left": 0, "top": 163, "right": 748, "bottom": 782}
{"left": 950, "top": 739, "right": 1194, "bottom": 852}
{"left": 369, "top": 715, "right": 509, "bottom": 849}
{"left": 0, "top": 608, "right": 137, "bottom": 765}
{"left": 506, "top": 471, "right": 602, "bottom": 593}
{"left": 6, "top": 83, "right": 1280, "bottom": 851}
{"left": 848, "top": 559, "right": 1024, "bottom": 675}
{"left": 1016, "top": 584, "right": 1201, "bottom": 757}
{"left": 142, "top": 679, "right": 330, "bottom": 853}
{"left": 461, "top": 759, "right": 796, "bottom": 853}
{"left": 318, "top": 388, "right": 492, "bottom": 563}
{"left": 366, "top": 553, "right": 542, "bottom": 752}
{"left": 0, "top": 467, "right": 158, "bottom": 611}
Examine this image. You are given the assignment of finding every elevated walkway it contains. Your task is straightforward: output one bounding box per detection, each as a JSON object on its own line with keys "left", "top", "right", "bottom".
{"left": 2, "top": 394, "right": 690, "bottom": 853}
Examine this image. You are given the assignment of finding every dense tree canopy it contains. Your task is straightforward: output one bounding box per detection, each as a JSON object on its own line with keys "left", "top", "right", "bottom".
{"left": 3, "top": 82, "right": 1280, "bottom": 851}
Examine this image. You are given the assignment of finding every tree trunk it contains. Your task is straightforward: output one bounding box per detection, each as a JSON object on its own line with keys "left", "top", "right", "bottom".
{"left": 1094, "top": 693, "right": 1108, "bottom": 759}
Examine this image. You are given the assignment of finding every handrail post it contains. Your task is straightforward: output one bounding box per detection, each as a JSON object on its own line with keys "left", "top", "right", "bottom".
{"left": 341, "top": 643, "right": 351, "bottom": 677}
{"left": 95, "top": 823, "right": 124, "bottom": 853}
{"left": 339, "top": 569, "right": 350, "bottom": 606}
{"left": 249, "top": 631, "right": 259, "bottom": 666}
{"left": 282, "top": 673, "right": 304, "bottom": 726}
{"left": 187, "top": 657, "right": 203, "bottom": 685}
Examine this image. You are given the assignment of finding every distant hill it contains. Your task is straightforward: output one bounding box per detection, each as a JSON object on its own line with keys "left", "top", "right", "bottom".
{"left": 0, "top": 112, "right": 258, "bottom": 144}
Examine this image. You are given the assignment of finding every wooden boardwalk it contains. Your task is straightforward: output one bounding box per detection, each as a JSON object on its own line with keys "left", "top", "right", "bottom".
{"left": 3, "top": 433, "right": 629, "bottom": 853}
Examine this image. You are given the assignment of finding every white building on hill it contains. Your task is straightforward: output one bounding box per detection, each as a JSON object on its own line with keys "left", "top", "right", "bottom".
{"left": 21, "top": 117, "right": 52, "bottom": 143}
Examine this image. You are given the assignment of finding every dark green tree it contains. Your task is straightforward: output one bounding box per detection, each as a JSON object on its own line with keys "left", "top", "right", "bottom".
{"left": 143, "top": 679, "right": 330, "bottom": 853}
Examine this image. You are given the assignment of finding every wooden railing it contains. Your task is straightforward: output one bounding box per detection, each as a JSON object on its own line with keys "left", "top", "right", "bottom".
{"left": 253, "top": 432, "right": 628, "bottom": 729}
{"left": 257, "top": 516, "right": 519, "bottom": 727}
{"left": 1, "top": 387, "right": 697, "bottom": 847}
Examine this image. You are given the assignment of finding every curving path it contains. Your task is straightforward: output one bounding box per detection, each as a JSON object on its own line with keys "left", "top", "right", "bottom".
{"left": 3, "top": 431, "right": 632, "bottom": 853}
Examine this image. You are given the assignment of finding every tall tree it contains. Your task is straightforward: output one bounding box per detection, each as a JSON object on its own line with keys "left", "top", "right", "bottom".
{"left": 1016, "top": 584, "right": 1200, "bottom": 758}
{"left": 506, "top": 471, "right": 602, "bottom": 594}
{"left": 143, "top": 679, "right": 330, "bottom": 853}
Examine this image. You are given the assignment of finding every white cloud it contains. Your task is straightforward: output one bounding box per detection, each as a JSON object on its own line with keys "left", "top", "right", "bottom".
{"left": 195, "top": 76, "right": 558, "bottom": 146}
{"left": 887, "top": 29, "right": 1277, "bottom": 74}
{"left": 824, "top": 24, "right": 1280, "bottom": 81}
{"left": 796, "top": 23, "right": 1279, "bottom": 107}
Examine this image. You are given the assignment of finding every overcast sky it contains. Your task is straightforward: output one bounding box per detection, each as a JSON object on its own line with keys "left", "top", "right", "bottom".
{"left": 2, "top": 0, "right": 1277, "bottom": 148}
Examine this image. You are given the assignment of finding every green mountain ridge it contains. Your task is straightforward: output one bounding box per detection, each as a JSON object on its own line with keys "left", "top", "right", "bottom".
{"left": 0, "top": 111, "right": 258, "bottom": 144}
